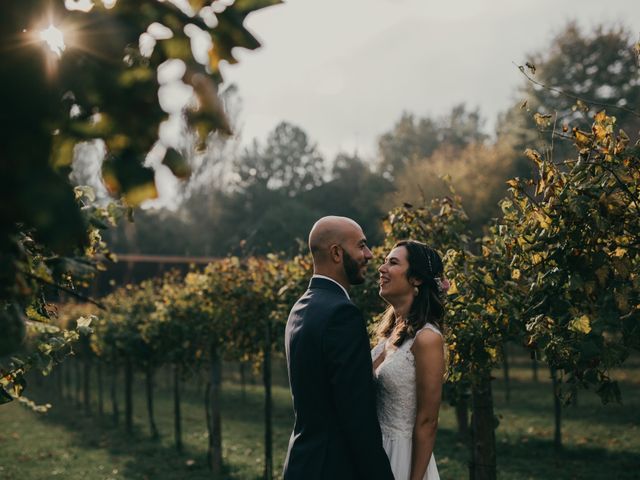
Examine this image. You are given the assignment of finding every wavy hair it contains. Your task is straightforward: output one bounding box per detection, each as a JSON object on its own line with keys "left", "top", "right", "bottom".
{"left": 376, "top": 240, "right": 446, "bottom": 347}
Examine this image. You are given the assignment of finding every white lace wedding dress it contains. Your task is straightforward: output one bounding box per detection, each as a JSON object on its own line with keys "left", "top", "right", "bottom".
{"left": 371, "top": 324, "right": 441, "bottom": 480}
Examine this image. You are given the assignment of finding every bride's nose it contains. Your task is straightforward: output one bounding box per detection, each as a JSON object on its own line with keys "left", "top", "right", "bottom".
{"left": 378, "top": 263, "right": 386, "bottom": 273}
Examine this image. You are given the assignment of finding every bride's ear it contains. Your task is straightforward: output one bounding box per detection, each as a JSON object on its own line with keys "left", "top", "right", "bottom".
{"left": 410, "top": 278, "right": 423, "bottom": 287}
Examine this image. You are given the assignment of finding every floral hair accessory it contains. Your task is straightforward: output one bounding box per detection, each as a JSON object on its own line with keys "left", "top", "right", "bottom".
{"left": 435, "top": 277, "right": 450, "bottom": 294}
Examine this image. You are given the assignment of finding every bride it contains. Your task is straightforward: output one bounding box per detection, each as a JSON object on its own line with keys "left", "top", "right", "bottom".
{"left": 372, "top": 240, "right": 448, "bottom": 480}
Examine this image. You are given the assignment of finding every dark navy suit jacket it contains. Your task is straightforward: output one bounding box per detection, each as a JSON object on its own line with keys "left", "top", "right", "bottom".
{"left": 283, "top": 277, "right": 394, "bottom": 480}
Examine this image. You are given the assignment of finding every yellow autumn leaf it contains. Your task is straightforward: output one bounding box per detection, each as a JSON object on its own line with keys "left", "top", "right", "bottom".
{"left": 573, "top": 128, "right": 593, "bottom": 148}
{"left": 511, "top": 268, "right": 521, "bottom": 280}
{"left": 448, "top": 280, "right": 459, "bottom": 295}
{"left": 594, "top": 110, "right": 607, "bottom": 124}
{"left": 569, "top": 315, "right": 591, "bottom": 334}
{"left": 593, "top": 122, "right": 608, "bottom": 142}
{"left": 534, "top": 112, "right": 552, "bottom": 128}
{"left": 531, "top": 253, "right": 543, "bottom": 265}
{"left": 486, "top": 347, "right": 498, "bottom": 361}
{"left": 613, "top": 247, "right": 627, "bottom": 257}
{"left": 534, "top": 210, "right": 552, "bottom": 229}
{"left": 524, "top": 148, "right": 543, "bottom": 165}
{"left": 615, "top": 129, "right": 630, "bottom": 154}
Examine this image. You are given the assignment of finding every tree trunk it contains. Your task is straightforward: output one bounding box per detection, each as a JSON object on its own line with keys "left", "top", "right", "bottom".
{"left": 124, "top": 355, "right": 133, "bottom": 435}
{"left": 146, "top": 364, "right": 159, "bottom": 439}
{"left": 207, "top": 343, "right": 223, "bottom": 473}
{"left": 97, "top": 361, "right": 104, "bottom": 417}
{"left": 75, "top": 359, "right": 82, "bottom": 407}
{"left": 470, "top": 376, "right": 497, "bottom": 480}
{"left": 56, "top": 363, "right": 64, "bottom": 400}
{"left": 83, "top": 356, "right": 92, "bottom": 415}
{"left": 263, "top": 320, "right": 273, "bottom": 480}
{"left": 455, "top": 397, "right": 470, "bottom": 443}
{"left": 196, "top": 370, "right": 204, "bottom": 397}
{"left": 501, "top": 343, "right": 510, "bottom": 403}
{"left": 174, "top": 363, "right": 183, "bottom": 452}
{"left": 65, "top": 360, "right": 72, "bottom": 401}
{"left": 240, "top": 361, "right": 246, "bottom": 401}
{"left": 111, "top": 361, "right": 119, "bottom": 426}
{"left": 531, "top": 358, "right": 539, "bottom": 382}
{"left": 550, "top": 367, "right": 562, "bottom": 452}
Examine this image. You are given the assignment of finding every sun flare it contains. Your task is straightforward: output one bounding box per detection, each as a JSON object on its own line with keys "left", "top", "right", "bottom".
{"left": 39, "top": 24, "right": 66, "bottom": 57}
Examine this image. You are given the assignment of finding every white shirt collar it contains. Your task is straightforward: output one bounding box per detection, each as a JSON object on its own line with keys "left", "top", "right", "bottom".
{"left": 312, "top": 274, "right": 350, "bottom": 300}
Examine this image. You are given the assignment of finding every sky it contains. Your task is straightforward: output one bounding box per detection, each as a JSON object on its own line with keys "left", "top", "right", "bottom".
{"left": 220, "top": 0, "right": 640, "bottom": 160}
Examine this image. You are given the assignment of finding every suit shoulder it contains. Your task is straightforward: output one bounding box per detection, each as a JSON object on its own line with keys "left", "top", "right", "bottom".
{"left": 316, "top": 292, "right": 359, "bottom": 315}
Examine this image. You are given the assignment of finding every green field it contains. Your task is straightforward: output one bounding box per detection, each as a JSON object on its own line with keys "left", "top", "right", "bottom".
{"left": 1, "top": 355, "right": 638, "bottom": 480}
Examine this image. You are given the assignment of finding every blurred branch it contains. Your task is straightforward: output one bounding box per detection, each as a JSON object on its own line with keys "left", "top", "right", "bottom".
{"left": 514, "top": 62, "right": 640, "bottom": 119}
{"left": 21, "top": 271, "right": 106, "bottom": 310}
{"left": 151, "top": 0, "right": 211, "bottom": 32}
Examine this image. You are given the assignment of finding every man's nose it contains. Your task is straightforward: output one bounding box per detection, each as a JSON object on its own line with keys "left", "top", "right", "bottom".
{"left": 364, "top": 246, "right": 373, "bottom": 260}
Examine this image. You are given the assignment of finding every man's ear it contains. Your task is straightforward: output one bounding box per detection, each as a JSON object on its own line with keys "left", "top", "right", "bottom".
{"left": 330, "top": 244, "right": 342, "bottom": 264}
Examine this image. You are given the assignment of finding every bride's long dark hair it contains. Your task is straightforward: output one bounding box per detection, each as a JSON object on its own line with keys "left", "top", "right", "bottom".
{"left": 376, "top": 240, "right": 446, "bottom": 347}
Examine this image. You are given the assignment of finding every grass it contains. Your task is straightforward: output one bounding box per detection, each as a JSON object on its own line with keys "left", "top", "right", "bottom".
{"left": 0, "top": 353, "right": 638, "bottom": 480}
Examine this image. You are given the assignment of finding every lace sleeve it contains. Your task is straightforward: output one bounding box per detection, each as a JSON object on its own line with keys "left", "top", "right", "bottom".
{"left": 371, "top": 339, "right": 386, "bottom": 361}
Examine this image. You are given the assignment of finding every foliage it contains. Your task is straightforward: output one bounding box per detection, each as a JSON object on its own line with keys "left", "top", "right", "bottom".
{"left": 0, "top": 0, "right": 280, "bottom": 402}
{"left": 497, "top": 22, "right": 640, "bottom": 176}
{"left": 387, "top": 140, "right": 518, "bottom": 235}
{"left": 378, "top": 194, "right": 523, "bottom": 398}
{"left": 234, "top": 122, "right": 325, "bottom": 196}
{"left": 0, "top": 188, "right": 125, "bottom": 404}
{"left": 105, "top": 146, "right": 393, "bottom": 257}
{"left": 377, "top": 104, "right": 488, "bottom": 179}
{"left": 1, "top": 0, "right": 278, "bottom": 253}
{"left": 503, "top": 110, "right": 640, "bottom": 403}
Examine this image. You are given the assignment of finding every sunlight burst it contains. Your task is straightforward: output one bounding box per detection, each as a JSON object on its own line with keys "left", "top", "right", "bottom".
{"left": 39, "top": 24, "right": 66, "bottom": 57}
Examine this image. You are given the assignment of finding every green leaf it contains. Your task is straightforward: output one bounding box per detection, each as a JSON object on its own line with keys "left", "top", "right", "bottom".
{"left": 162, "top": 148, "right": 191, "bottom": 179}
{"left": 50, "top": 137, "right": 76, "bottom": 169}
{"left": 102, "top": 148, "right": 158, "bottom": 206}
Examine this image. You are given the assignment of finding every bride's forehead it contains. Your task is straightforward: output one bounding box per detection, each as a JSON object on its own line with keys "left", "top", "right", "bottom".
{"left": 385, "top": 246, "right": 408, "bottom": 261}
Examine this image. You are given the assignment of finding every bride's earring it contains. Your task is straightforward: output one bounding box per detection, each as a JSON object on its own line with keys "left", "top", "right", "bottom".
{"left": 413, "top": 286, "right": 419, "bottom": 296}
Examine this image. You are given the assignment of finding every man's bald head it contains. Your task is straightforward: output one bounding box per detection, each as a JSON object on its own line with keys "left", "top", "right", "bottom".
{"left": 308, "top": 216, "right": 362, "bottom": 264}
{"left": 308, "top": 216, "right": 372, "bottom": 286}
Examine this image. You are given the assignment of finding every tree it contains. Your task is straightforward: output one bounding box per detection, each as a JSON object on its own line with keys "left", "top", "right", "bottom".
{"left": 497, "top": 22, "right": 640, "bottom": 176}
{"left": 2, "top": 0, "right": 277, "bottom": 252}
{"left": 221, "top": 122, "right": 326, "bottom": 254}
{"left": 387, "top": 141, "right": 518, "bottom": 235}
{"left": 300, "top": 152, "right": 394, "bottom": 246}
{"left": 504, "top": 111, "right": 640, "bottom": 406}
{"left": 378, "top": 104, "right": 488, "bottom": 178}
{"left": 0, "top": 0, "right": 281, "bottom": 399}
{"left": 235, "top": 121, "right": 325, "bottom": 196}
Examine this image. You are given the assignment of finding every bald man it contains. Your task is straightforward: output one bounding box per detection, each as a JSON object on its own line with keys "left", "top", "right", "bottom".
{"left": 283, "top": 216, "right": 394, "bottom": 480}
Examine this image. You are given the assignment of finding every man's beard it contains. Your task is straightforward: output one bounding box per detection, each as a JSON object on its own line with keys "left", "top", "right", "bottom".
{"left": 343, "top": 250, "right": 366, "bottom": 285}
